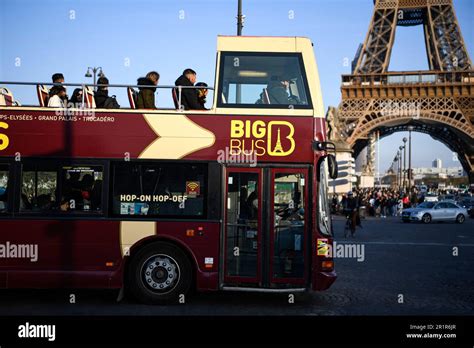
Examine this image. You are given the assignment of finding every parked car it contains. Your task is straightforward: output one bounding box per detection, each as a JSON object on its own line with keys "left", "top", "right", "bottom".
{"left": 401, "top": 201, "right": 468, "bottom": 224}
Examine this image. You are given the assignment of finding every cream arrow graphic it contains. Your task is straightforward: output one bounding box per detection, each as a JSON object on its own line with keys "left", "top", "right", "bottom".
{"left": 139, "top": 114, "right": 216, "bottom": 159}
{"left": 120, "top": 113, "right": 216, "bottom": 257}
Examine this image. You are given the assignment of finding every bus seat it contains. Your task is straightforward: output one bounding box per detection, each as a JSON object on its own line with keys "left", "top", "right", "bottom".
{"left": 221, "top": 93, "right": 227, "bottom": 104}
{"left": 0, "top": 87, "right": 16, "bottom": 106}
{"left": 262, "top": 88, "right": 271, "bottom": 104}
{"left": 36, "top": 84, "right": 50, "bottom": 107}
{"left": 171, "top": 88, "right": 179, "bottom": 109}
{"left": 127, "top": 87, "right": 137, "bottom": 109}
{"left": 83, "top": 86, "right": 96, "bottom": 108}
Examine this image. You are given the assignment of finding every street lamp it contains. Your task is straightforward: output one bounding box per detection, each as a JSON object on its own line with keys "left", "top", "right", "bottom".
{"left": 237, "top": 0, "right": 245, "bottom": 36}
{"left": 236, "top": 0, "right": 245, "bottom": 102}
{"left": 394, "top": 152, "right": 400, "bottom": 188}
{"left": 407, "top": 125, "right": 414, "bottom": 188}
{"left": 84, "top": 67, "right": 104, "bottom": 90}
{"left": 402, "top": 137, "right": 407, "bottom": 190}
{"left": 399, "top": 145, "right": 404, "bottom": 192}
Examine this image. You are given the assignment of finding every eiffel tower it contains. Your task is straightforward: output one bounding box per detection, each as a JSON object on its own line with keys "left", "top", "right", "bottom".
{"left": 272, "top": 128, "right": 284, "bottom": 154}
{"left": 328, "top": 0, "right": 474, "bottom": 191}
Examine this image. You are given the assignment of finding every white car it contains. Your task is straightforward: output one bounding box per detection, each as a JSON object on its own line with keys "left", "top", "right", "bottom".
{"left": 402, "top": 201, "right": 468, "bottom": 224}
{"left": 424, "top": 194, "right": 438, "bottom": 202}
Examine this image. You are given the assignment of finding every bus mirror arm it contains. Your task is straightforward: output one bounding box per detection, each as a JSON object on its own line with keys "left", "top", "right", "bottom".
{"left": 312, "top": 140, "right": 336, "bottom": 153}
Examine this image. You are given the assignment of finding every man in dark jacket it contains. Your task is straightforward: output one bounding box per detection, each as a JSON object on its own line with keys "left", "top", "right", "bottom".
{"left": 94, "top": 76, "right": 120, "bottom": 109}
{"left": 174, "top": 69, "right": 205, "bottom": 110}
{"left": 266, "top": 74, "right": 297, "bottom": 105}
{"left": 94, "top": 76, "right": 109, "bottom": 108}
{"left": 137, "top": 71, "right": 159, "bottom": 109}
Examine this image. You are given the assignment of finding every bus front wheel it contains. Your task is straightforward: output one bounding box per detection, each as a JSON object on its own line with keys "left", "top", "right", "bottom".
{"left": 128, "top": 241, "right": 192, "bottom": 304}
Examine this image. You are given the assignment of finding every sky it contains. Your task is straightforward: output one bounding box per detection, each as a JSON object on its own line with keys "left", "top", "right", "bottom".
{"left": 0, "top": 0, "right": 473, "bottom": 172}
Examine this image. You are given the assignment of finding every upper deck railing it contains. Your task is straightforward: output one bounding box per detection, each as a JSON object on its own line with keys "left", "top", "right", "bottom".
{"left": 341, "top": 70, "right": 474, "bottom": 87}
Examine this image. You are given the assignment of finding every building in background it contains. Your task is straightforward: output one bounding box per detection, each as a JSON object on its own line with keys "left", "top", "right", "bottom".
{"left": 432, "top": 158, "right": 442, "bottom": 169}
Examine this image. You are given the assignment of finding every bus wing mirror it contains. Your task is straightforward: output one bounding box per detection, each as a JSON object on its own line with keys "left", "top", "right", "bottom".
{"left": 327, "top": 154, "right": 338, "bottom": 180}
{"left": 313, "top": 141, "right": 336, "bottom": 152}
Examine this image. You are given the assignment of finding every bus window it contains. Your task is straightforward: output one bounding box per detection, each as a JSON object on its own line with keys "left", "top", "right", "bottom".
{"left": 0, "top": 164, "right": 9, "bottom": 213}
{"left": 218, "top": 52, "right": 311, "bottom": 108}
{"left": 60, "top": 166, "right": 103, "bottom": 212}
{"left": 273, "top": 173, "right": 305, "bottom": 279}
{"left": 112, "top": 162, "right": 207, "bottom": 218}
{"left": 225, "top": 171, "right": 259, "bottom": 279}
{"left": 21, "top": 167, "right": 57, "bottom": 212}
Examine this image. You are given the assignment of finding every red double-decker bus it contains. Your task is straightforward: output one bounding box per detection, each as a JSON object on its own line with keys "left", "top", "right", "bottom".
{"left": 0, "top": 36, "right": 337, "bottom": 304}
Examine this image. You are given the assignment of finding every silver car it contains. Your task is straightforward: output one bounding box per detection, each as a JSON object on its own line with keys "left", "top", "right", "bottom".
{"left": 401, "top": 201, "right": 468, "bottom": 224}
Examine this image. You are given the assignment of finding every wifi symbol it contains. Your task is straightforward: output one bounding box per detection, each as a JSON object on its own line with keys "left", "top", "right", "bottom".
{"left": 187, "top": 182, "right": 199, "bottom": 191}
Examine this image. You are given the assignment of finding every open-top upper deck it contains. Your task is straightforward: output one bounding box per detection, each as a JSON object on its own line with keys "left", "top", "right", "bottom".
{"left": 0, "top": 36, "right": 326, "bottom": 163}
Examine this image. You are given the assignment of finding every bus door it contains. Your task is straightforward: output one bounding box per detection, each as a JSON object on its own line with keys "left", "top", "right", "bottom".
{"left": 224, "top": 168, "right": 262, "bottom": 284}
{"left": 223, "top": 167, "right": 309, "bottom": 288}
{"left": 270, "top": 168, "right": 308, "bottom": 285}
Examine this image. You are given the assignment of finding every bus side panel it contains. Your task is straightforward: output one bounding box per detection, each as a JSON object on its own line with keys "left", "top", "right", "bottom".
{"left": 153, "top": 221, "right": 220, "bottom": 291}
{"left": 0, "top": 219, "right": 122, "bottom": 288}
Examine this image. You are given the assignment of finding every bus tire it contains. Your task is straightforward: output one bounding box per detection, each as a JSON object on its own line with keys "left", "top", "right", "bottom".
{"left": 128, "top": 241, "right": 192, "bottom": 304}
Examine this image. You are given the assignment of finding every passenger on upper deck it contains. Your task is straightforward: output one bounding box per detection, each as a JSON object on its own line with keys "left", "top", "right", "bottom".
{"left": 195, "top": 82, "right": 208, "bottom": 110}
{"left": 136, "top": 71, "right": 159, "bottom": 109}
{"left": 52, "top": 73, "right": 64, "bottom": 84}
{"left": 44, "top": 73, "right": 67, "bottom": 105}
{"left": 69, "top": 88, "right": 83, "bottom": 108}
{"left": 48, "top": 85, "right": 67, "bottom": 107}
{"left": 95, "top": 76, "right": 120, "bottom": 109}
{"left": 175, "top": 69, "right": 205, "bottom": 110}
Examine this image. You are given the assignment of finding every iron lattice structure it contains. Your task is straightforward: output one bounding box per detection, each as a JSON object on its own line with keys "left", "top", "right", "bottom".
{"left": 331, "top": 0, "right": 474, "bottom": 181}
{"left": 354, "top": 0, "right": 472, "bottom": 73}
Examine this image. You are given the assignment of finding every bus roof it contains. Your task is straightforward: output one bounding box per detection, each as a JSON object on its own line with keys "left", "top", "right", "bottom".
{"left": 217, "top": 36, "right": 313, "bottom": 53}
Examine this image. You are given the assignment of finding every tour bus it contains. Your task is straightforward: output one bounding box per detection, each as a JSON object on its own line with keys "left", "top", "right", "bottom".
{"left": 0, "top": 36, "right": 337, "bottom": 304}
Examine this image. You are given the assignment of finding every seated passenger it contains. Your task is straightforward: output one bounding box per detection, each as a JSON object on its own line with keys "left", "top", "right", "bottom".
{"left": 52, "top": 73, "right": 65, "bottom": 84}
{"left": 48, "top": 85, "right": 67, "bottom": 107}
{"left": 51, "top": 73, "right": 68, "bottom": 102}
{"left": 94, "top": 76, "right": 120, "bottom": 109}
{"left": 59, "top": 199, "right": 70, "bottom": 212}
{"left": 195, "top": 82, "right": 208, "bottom": 110}
{"left": 265, "top": 74, "right": 298, "bottom": 105}
{"left": 174, "top": 69, "right": 205, "bottom": 110}
{"left": 136, "top": 71, "right": 159, "bottom": 109}
{"left": 36, "top": 193, "right": 53, "bottom": 210}
{"left": 69, "top": 88, "right": 83, "bottom": 108}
